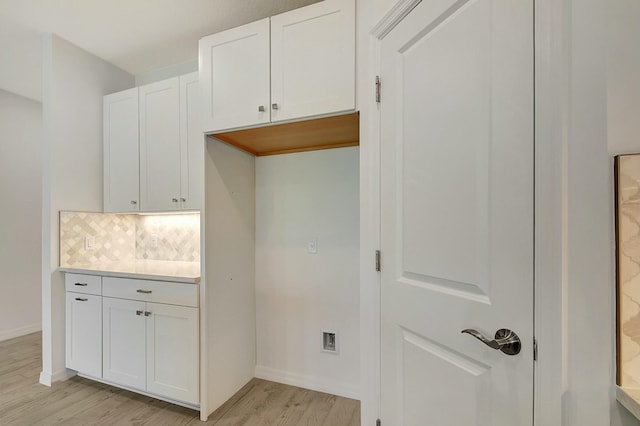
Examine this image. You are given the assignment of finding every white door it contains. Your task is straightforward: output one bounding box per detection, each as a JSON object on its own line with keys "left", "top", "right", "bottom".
{"left": 270, "top": 0, "right": 355, "bottom": 123}
{"left": 139, "top": 77, "right": 181, "bottom": 211}
{"left": 379, "top": 1, "right": 534, "bottom": 425}
{"left": 199, "top": 18, "right": 270, "bottom": 132}
{"left": 103, "top": 88, "right": 139, "bottom": 213}
{"left": 65, "top": 292, "right": 102, "bottom": 378}
{"left": 103, "top": 297, "right": 146, "bottom": 390}
{"left": 179, "top": 72, "right": 204, "bottom": 210}
{"left": 146, "top": 303, "right": 199, "bottom": 404}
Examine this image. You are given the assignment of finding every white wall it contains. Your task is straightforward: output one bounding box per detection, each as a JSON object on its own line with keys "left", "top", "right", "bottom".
{"left": 0, "top": 16, "right": 42, "bottom": 102}
{"left": 255, "top": 147, "right": 360, "bottom": 399}
{"left": 0, "top": 89, "right": 42, "bottom": 341}
{"left": 40, "top": 34, "right": 134, "bottom": 385}
{"left": 135, "top": 59, "right": 198, "bottom": 86}
{"left": 607, "top": 1, "right": 640, "bottom": 425}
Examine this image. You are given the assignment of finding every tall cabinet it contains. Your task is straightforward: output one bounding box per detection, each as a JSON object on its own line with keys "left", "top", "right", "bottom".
{"left": 103, "top": 72, "right": 203, "bottom": 212}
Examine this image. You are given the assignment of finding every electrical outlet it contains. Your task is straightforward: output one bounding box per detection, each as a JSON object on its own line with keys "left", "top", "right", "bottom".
{"left": 151, "top": 234, "right": 158, "bottom": 248}
{"left": 84, "top": 236, "right": 95, "bottom": 251}
{"left": 307, "top": 237, "right": 318, "bottom": 254}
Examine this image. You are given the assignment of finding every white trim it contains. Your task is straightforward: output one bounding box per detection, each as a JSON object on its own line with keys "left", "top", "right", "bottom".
{"left": 371, "top": 0, "right": 422, "bottom": 39}
{"left": 254, "top": 365, "right": 360, "bottom": 400}
{"left": 0, "top": 323, "right": 41, "bottom": 343}
{"left": 39, "top": 368, "right": 75, "bottom": 386}
{"left": 533, "top": 0, "right": 570, "bottom": 424}
{"left": 38, "top": 371, "right": 52, "bottom": 387}
{"left": 357, "top": 0, "right": 384, "bottom": 424}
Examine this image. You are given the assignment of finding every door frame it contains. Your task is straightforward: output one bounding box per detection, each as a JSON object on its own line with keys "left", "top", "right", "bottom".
{"left": 358, "top": 0, "right": 566, "bottom": 424}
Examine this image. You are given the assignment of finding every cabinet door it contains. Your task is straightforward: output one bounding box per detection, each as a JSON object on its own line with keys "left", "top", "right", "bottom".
{"left": 179, "top": 72, "right": 204, "bottom": 210}
{"left": 103, "top": 88, "right": 139, "bottom": 212}
{"left": 199, "top": 18, "right": 270, "bottom": 132}
{"left": 146, "top": 303, "right": 199, "bottom": 404}
{"left": 139, "top": 77, "right": 181, "bottom": 211}
{"left": 270, "top": 0, "right": 355, "bottom": 122}
{"left": 66, "top": 292, "right": 102, "bottom": 378}
{"left": 103, "top": 297, "right": 146, "bottom": 390}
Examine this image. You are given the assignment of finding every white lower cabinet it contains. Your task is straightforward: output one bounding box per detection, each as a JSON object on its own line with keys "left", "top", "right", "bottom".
{"left": 65, "top": 292, "right": 102, "bottom": 378}
{"left": 102, "top": 297, "right": 146, "bottom": 390}
{"left": 65, "top": 272, "right": 199, "bottom": 407}
{"left": 103, "top": 297, "right": 199, "bottom": 404}
{"left": 146, "top": 302, "right": 199, "bottom": 404}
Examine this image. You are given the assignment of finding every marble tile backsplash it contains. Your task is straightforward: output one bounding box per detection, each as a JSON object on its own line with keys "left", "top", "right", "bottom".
{"left": 136, "top": 214, "right": 200, "bottom": 262}
{"left": 60, "top": 211, "right": 200, "bottom": 267}
{"left": 618, "top": 155, "right": 640, "bottom": 388}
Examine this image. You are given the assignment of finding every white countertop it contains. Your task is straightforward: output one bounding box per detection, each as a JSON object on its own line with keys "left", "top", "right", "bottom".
{"left": 60, "top": 260, "right": 200, "bottom": 283}
{"left": 617, "top": 386, "right": 640, "bottom": 421}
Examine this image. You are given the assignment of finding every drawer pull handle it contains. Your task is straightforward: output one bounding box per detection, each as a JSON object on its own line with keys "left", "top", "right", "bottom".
{"left": 74, "top": 283, "right": 88, "bottom": 286}
{"left": 144, "top": 311, "right": 152, "bottom": 316}
{"left": 75, "top": 298, "right": 88, "bottom": 302}
{"left": 136, "top": 310, "right": 143, "bottom": 316}
{"left": 137, "top": 289, "right": 152, "bottom": 294}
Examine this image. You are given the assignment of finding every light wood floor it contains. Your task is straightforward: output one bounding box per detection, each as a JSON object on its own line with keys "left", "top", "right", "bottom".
{"left": 0, "top": 332, "right": 360, "bottom": 425}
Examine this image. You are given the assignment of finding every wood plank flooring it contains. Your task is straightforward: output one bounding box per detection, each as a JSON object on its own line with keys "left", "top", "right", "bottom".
{"left": 0, "top": 332, "right": 360, "bottom": 425}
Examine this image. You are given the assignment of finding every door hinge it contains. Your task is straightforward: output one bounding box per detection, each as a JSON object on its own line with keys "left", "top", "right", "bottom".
{"left": 533, "top": 337, "right": 538, "bottom": 361}
{"left": 376, "top": 419, "right": 381, "bottom": 426}
{"left": 375, "top": 76, "right": 381, "bottom": 103}
{"left": 375, "top": 250, "right": 381, "bottom": 272}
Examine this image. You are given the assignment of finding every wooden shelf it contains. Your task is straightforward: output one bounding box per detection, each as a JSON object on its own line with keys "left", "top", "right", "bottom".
{"left": 209, "top": 112, "right": 359, "bottom": 156}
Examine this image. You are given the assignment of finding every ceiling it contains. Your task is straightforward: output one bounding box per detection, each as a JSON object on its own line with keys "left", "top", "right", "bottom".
{"left": 0, "top": 0, "right": 321, "bottom": 102}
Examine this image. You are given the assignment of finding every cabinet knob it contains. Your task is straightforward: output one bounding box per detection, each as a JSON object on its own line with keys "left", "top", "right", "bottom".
{"left": 144, "top": 311, "right": 152, "bottom": 317}
{"left": 75, "top": 298, "right": 88, "bottom": 302}
{"left": 258, "top": 105, "right": 265, "bottom": 112}
{"left": 136, "top": 289, "right": 152, "bottom": 294}
{"left": 131, "top": 200, "right": 137, "bottom": 205}
{"left": 74, "top": 282, "right": 88, "bottom": 287}
{"left": 172, "top": 198, "right": 179, "bottom": 203}
{"left": 181, "top": 198, "right": 187, "bottom": 203}
{"left": 136, "top": 310, "right": 143, "bottom": 316}
{"left": 271, "top": 103, "right": 279, "bottom": 110}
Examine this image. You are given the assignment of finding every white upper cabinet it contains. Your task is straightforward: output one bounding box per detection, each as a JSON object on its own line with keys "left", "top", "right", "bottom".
{"left": 104, "top": 88, "right": 139, "bottom": 212}
{"left": 180, "top": 72, "right": 204, "bottom": 210}
{"left": 270, "top": 0, "right": 355, "bottom": 123}
{"left": 139, "top": 77, "right": 181, "bottom": 211}
{"left": 103, "top": 73, "right": 203, "bottom": 213}
{"left": 199, "top": 19, "right": 271, "bottom": 132}
{"left": 199, "top": 0, "right": 355, "bottom": 133}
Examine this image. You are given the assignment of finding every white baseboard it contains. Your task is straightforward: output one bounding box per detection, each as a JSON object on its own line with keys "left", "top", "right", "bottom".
{"left": 39, "top": 369, "right": 76, "bottom": 386}
{"left": 0, "top": 322, "right": 41, "bottom": 342}
{"left": 39, "top": 371, "right": 52, "bottom": 387}
{"left": 254, "top": 365, "right": 360, "bottom": 400}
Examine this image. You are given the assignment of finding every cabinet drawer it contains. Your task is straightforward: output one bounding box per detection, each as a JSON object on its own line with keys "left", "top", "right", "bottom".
{"left": 102, "top": 277, "right": 198, "bottom": 307}
{"left": 65, "top": 273, "right": 102, "bottom": 295}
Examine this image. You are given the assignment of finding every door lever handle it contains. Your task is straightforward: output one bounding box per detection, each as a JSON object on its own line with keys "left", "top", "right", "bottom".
{"left": 461, "top": 328, "right": 521, "bottom": 355}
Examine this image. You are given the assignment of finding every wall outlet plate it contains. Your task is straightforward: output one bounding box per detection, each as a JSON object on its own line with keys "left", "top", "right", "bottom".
{"left": 307, "top": 237, "right": 318, "bottom": 254}
{"left": 84, "top": 236, "right": 95, "bottom": 251}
